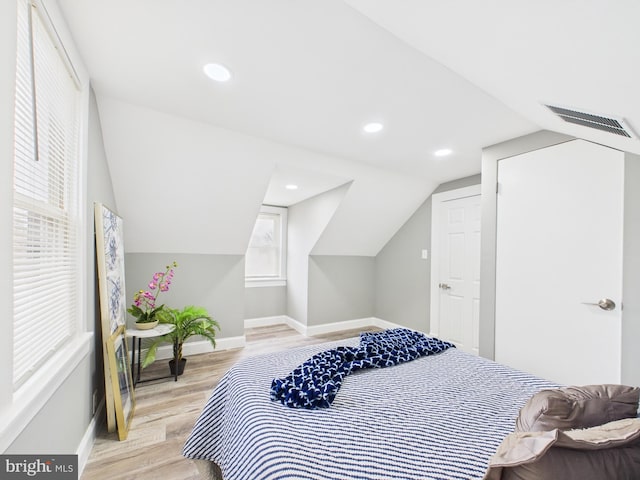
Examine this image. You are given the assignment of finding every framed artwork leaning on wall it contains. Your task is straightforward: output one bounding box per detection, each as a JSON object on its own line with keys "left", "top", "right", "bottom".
{"left": 106, "top": 325, "right": 136, "bottom": 441}
{"left": 94, "top": 202, "right": 128, "bottom": 433}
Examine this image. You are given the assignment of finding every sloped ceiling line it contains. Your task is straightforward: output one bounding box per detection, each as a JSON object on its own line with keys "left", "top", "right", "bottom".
{"left": 98, "top": 96, "right": 436, "bottom": 256}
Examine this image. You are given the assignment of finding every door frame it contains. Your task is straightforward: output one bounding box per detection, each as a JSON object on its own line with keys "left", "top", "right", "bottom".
{"left": 429, "top": 184, "right": 481, "bottom": 339}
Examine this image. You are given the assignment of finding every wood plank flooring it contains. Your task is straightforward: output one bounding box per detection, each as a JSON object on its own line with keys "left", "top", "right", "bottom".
{"left": 81, "top": 324, "right": 379, "bottom": 480}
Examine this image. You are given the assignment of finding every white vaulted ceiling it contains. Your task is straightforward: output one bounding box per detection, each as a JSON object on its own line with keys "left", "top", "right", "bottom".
{"left": 55, "top": 0, "right": 640, "bottom": 255}
{"left": 345, "top": 0, "right": 640, "bottom": 156}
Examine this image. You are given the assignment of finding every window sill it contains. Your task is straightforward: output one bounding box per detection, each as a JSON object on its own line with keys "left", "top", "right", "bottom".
{"left": 245, "top": 278, "right": 287, "bottom": 288}
{"left": 0, "top": 332, "right": 93, "bottom": 452}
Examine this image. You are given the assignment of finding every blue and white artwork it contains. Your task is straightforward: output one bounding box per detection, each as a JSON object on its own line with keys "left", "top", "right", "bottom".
{"left": 100, "top": 205, "right": 127, "bottom": 335}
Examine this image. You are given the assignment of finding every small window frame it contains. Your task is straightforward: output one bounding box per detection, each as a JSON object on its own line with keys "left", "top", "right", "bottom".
{"left": 245, "top": 205, "right": 287, "bottom": 288}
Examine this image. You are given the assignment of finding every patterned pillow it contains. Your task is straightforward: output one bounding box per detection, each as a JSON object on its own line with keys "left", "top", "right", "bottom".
{"left": 515, "top": 384, "right": 640, "bottom": 432}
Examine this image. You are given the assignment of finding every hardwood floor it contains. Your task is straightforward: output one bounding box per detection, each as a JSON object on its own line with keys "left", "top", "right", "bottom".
{"left": 81, "top": 325, "right": 378, "bottom": 480}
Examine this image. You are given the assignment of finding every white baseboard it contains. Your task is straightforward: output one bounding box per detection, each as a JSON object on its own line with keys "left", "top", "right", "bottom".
{"left": 305, "top": 317, "right": 377, "bottom": 336}
{"left": 153, "top": 335, "right": 246, "bottom": 361}
{"left": 373, "top": 317, "right": 425, "bottom": 333}
{"left": 243, "top": 315, "right": 306, "bottom": 333}
{"left": 244, "top": 315, "right": 406, "bottom": 337}
{"left": 304, "top": 317, "right": 408, "bottom": 336}
{"left": 214, "top": 335, "right": 247, "bottom": 351}
{"left": 244, "top": 315, "right": 288, "bottom": 328}
{"left": 283, "top": 316, "right": 307, "bottom": 334}
{"left": 77, "top": 397, "right": 104, "bottom": 477}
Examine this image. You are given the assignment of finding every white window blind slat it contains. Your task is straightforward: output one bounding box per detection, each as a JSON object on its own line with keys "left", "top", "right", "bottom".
{"left": 14, "top": 304, "right": 72, "bottom": 341}
{"left": 13, "top": 1, "right": 81, "bottom": 390}
{"left": 14, "top": 281, "right": 77, "bottom": 302}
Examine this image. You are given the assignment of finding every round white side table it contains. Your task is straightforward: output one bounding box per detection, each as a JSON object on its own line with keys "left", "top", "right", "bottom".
{"left": 126, "top": 323, "right": 176, "bottom": 386}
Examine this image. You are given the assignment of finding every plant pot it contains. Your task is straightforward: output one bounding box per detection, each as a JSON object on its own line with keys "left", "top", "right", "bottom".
{"left": 169, "top": 358, "right": 187, "bottom": 376}
{"left": 135, "top": 320, "right": 159, "bottom": 330}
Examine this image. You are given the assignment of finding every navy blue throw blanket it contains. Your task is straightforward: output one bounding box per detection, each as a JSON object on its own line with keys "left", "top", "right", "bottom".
{"left": 270, "top": 328, "right": 455, "bottom": 409}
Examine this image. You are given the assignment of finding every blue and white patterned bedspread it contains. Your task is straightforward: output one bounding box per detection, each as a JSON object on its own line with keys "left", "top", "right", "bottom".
{"left": 183, "top": 335, "right": 558, "bottom": 480}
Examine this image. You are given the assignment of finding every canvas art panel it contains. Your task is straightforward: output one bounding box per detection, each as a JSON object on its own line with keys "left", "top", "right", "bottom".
{"left": 99, "top": 204, "right": 127, "bottom": 334}
{"left": 94, "top": 202, "right": 128, "bottom": 433}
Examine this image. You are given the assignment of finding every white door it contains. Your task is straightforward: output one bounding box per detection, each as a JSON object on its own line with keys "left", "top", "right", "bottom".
{"left": 431, "top": 186, "right": 481, "bottom": 355}
{"left": 495, "top": 139, "right": 623, "bottom": 385}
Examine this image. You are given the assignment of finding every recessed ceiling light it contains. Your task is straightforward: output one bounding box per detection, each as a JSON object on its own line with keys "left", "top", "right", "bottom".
{"left": 203, "top": 63, "right": 232, "bottom": 82}
{"left": 363, "top": 122, "right": 384, "bottom": 133}
{"left": 434, "top": 148, "right": 452, "bottom": 157}
{"left": 285, "top": 184, "right": 298, "bottom": 190}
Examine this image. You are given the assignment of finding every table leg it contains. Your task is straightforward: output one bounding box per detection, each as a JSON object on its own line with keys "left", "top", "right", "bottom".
{"left": 137, "top": 337, "right": 142, "bottom": 384}
{"left": 130, "top": 336, "right": 137, "bottom": 387}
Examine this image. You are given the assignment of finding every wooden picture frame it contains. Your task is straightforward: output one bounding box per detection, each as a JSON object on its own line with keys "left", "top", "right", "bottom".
{"left": 106, "top": 325, "right": 136, "bottom": 440}
{"left": 94, "top": 202, "right": 128, "bottom": 433}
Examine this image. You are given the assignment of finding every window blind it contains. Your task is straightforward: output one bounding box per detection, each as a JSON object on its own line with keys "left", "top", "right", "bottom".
{"left": 245, "top": 205, "right": 288, "bottom": 283}
{"left": 13, "top": 1, "right": 81, "bottom": 389}
{"left": 246, "top": 213, "right": 281, "bottom": 277}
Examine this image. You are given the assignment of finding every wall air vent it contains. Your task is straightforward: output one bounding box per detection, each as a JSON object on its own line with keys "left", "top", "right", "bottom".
{"left": 545, "top": 104, "right": 638, "bottom": 139}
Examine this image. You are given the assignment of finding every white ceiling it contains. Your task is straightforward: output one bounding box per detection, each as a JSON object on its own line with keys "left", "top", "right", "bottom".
{"left": 346, "top": 0, "right": 640, "bottom": 156}
{"left": 54, "top": 0, "right": 640, "bottom": 254}
{"left": 55, "top": 0, "right": 543, "bottom": 192}
{"left": 262, "top": 165, "right": 351, "bottom": 208}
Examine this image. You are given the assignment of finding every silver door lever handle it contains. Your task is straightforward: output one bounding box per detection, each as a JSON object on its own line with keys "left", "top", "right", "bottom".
{"left": 439, "top": 283, "right": 451, "bottom": 290}
{"left": 581, "top": 298, "right": 616, "bottom": 311}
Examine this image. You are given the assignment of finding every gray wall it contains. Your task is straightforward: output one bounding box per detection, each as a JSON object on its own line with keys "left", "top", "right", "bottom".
{"left": 307, "top": 256, "right": 375, "bottom": 326}
{"left": 125, "top": 253, "right": 246, "bottom": 338}
{"left": 7, "top": 89, "right": 117, "bottom": 453}
{"left": 6, "top": 358, "right": 93, "bottom": 454}
{"left": 374, "top": 198, "right": 430, "bottom": 331}
{"left": 244, "top": 286, "right": 286, "bottom": 319}
{"left": 374, "top": 174, "right": 481, "bottom": 332}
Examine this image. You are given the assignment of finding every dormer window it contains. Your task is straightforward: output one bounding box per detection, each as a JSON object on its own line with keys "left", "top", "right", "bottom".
{"left": 245, "top": 205, "right": 287, "bottom": 287}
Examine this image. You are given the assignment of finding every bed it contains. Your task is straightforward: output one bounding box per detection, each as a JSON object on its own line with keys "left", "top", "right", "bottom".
{"left": 183, "top": 332, "right": 560, "bottom": 480}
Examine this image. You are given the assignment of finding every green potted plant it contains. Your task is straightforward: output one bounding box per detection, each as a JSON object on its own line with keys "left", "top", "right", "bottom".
{"left": 142, "top": 305, "right": 220, "bottom": 375}
{"left": 127, "top": 262, "right": 178, "bottom": 329}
